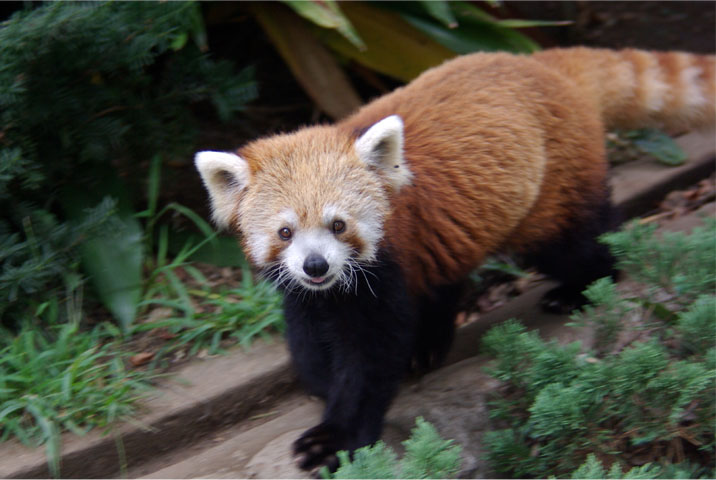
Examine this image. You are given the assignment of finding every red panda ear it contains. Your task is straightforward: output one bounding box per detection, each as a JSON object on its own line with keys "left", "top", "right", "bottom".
{"left": 195, "top": 151, "right": 249, "bottom": 229}
{"left": 355, "top": 115, "right": 413, "bottom": 191}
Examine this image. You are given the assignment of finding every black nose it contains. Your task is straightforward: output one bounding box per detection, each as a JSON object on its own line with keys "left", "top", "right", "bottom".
{"left": 303, "top": 253, "right": 329, "bottom": 278}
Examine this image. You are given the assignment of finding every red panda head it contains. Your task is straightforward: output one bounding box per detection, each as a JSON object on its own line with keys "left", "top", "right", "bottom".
{"left": 195, "top": 115, "right": 412, "bottom": 292}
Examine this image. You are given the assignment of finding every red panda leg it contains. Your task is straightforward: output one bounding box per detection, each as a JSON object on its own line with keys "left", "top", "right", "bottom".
{"left": 524, "top": 197, "right": 620, "bottom": 313}
{"left": 280, "top": 250, "right": 416, "bottom": 472}
{"left": 413, "top": 282, "right": 464, "bottom": 372}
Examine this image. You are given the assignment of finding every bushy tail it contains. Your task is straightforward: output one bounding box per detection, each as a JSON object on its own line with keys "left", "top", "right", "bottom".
{"left": 534, "top": 47, "right": 716, "bottom": 132}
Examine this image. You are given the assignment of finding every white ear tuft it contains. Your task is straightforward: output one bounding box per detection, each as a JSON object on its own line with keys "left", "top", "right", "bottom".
{"left": 195, "top": 151, "right": 249, "bottom": 229}
{"left": 355, "top": 115, "right": 412, "bottom": 190}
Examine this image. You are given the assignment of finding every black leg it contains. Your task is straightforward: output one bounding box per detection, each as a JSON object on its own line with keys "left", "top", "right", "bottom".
{"left": 525, "top": 198, "right": 620, "bottom": 313}
{"left": 413, "top": 283, "right": 463, "bottom": 372}
{"left": 281, "top": 251, "right": 416, "bottom": 472}
{"left": 292, "top": 361, "right": 403, "bottom": 471}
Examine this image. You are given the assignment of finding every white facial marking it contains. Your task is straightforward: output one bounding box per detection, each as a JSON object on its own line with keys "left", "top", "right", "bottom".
{"left": 244, "top": 208, "right": 299, "bottom": 265}
{"left": 322, "top": 204, "right": 343, "bottom": 226}
{"left": 281, "top": 228, "right": 352, "bottom": 291}
{"left": 355, "top": 218, "right": 382, "bottom": 262}
{"left": 278, "top": 208, "right": 299, "bottom": 228}
{"left": 246, "top": 232, "right": 271, "bottom": 265}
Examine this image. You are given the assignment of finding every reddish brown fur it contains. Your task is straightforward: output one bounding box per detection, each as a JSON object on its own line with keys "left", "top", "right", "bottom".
{"left": 238, "top": 48, "right": 715, "bottom": 294}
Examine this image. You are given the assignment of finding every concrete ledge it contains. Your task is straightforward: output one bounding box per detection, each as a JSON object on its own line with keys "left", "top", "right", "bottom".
{"left": 1, "top": 130, "right": 713, "bottom": 479}
{"left": 611, "top": 131, "right": 715, "bottom": 218}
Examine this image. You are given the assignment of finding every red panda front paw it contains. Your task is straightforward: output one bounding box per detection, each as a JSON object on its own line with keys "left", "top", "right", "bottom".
{"left": 293, "top": 423, "right": 343, "bottom": 474}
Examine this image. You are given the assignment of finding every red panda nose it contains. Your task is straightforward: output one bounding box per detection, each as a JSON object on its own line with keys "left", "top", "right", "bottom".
{"left": 303, "top": 253, "right": 329, "bottom": 278}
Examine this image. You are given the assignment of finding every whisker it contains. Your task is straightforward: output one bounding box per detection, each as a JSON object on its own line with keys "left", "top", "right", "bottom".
{"left": 351, "top": 259, "right": 378, "bottom": 298}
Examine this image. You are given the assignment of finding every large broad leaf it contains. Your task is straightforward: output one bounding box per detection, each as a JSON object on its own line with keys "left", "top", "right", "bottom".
{"left": 310, "top": 2, "right": 456, "bottom": 82}
{"left": 250, "top": 2, "right": 363, "bottom": 120}
{"left": 61, "top": 175, "right": 143, "bottom": 333}
{"left": 443, "top": 2, "right": 570, "bottom": 30}
{"left": 418, "top": 1, "right": 458, "bottom": 28}
{"left": 400, "top": 2, "right": 540, "bottom": 54}
{"left": 281, "top": 0, "right": 365, "bottom": 51}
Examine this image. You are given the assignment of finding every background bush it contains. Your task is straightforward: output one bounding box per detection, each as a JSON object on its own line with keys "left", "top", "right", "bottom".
{"left": 0, "top": 1, "right": 256, "bottom": 328}
{"left": 325, "top": 417, "right": 462, "bottom": 479}
{"left": 482, "top": 220, "right": 716, "bottom": 478}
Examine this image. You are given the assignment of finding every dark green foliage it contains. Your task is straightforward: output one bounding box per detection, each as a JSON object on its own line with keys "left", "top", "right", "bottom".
{"left": 570, "top": 277, "right": 632, "bottom": 352}
{"left": 482, "top": 320, "right": 581, "bottom": 399}
{"left": 483, "top": 221, "right": 716, "bottom": 478}
{"left": 568, "top": 454, "right": 712, "bottom": 479}
{"left": 1, "top": 2, "right": 255, "bottom": 175}
{"left": 599, "top": 220, "right": 716, "bottom": 303}
{"left": 0, "top": 1, "right": 257, "bottom": 326}
{"left": 676, "top": 296, "right": 716, "bottom": 356}
{"left": 325, "top": 417, "right": 462, "bottom": 479}
{"left": 484, "top": 329, "right": 715, "bottom": 477}
{"left": 329, "top": 442, "right": 398, "bottom": 479}
{"left": 616, "top": 128, "right": 688, "bottom": 166}
{"left": 0, "top": 199, "right": 118, "bottom": 322}
{"left": 568, "top": 454, "right": 662, "bottom": 479}
{"left": 607, "top": 128, "right": 688, "bottom": 167}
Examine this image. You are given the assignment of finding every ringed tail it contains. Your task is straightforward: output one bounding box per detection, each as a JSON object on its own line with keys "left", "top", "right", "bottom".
{"left": 534, "top": 47, "right": 716, "bottom": 132}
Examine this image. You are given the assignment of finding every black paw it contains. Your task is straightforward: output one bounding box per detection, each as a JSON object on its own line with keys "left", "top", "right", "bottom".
{"left": 293, "top": 423, "right": 343, "bottom": 474}
{"left": 540, "top": 286, "right": 587, "bottom": 314}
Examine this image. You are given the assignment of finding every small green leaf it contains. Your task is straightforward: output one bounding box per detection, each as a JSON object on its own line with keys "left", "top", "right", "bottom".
{"left": 146, "top": 155, "right": 162, "bottom": 219}
{"left": 495, "top": 19, "right": 573, "bottom": 29}
{"left": 626, "top": 128, "right": 687, "bottom": 166}
{"left": 170, "top": 32, "right": 188, "bottom": 51}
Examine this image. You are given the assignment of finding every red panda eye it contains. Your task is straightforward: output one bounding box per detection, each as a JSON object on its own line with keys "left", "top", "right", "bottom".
{"left": 332, "top": 220, "right": 346, "bottom": 234}
{"left": 278, "top": 227, "right": 292, "bottom": 240}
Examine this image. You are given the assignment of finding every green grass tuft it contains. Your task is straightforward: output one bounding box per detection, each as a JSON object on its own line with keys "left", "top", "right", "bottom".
{"left": 0, "top": 321, "right": 151, "bottom": 477}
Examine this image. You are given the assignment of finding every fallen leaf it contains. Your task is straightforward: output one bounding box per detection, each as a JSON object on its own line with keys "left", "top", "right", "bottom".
{"left": 130, "top": 352, "right": 155, "bottom": 367}
{"left": 156, "top": 328, "right": 177, "bottom": 340}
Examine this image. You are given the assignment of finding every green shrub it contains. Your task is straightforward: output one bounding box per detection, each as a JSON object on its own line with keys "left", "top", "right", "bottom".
{"left": 325, "top": 417, "right": 462, "bottom": 479}
{"left": 0, "top": 1, "right": 256, "bottom": 327}
{"left": 599, "top": 220, "right": 716, "bottom": 303}
{"left": 0, "top": 199, "right": 117, "bottom": 322}
{"left": 483, "top": 220, "right": 716, "bottom": 478}
{"left": 675, "top": 295, "right": 716, "bottom": 357}
{"left": 568, "top": 453, "right": 711, "bottom": 479}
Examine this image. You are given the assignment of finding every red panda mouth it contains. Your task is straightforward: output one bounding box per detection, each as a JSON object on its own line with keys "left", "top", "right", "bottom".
{"left": 303, "top": 274, "right": 334, "bottom": 288}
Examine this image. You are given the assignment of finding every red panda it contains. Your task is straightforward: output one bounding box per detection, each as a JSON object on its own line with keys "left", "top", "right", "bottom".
{"left": 195, "top": 47, "right": 715, "bottom": 472}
